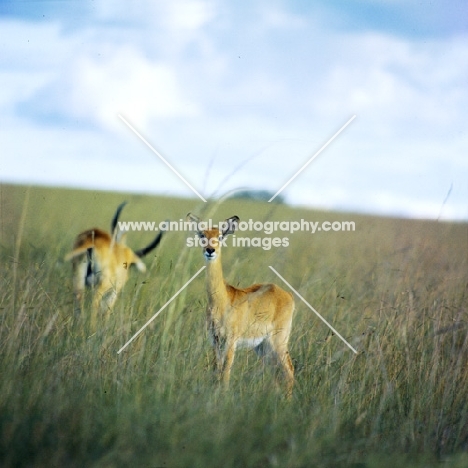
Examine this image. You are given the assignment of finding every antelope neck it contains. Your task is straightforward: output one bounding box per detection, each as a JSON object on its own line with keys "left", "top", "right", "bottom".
{"left": 205, "top": 254, "right": 229, "bottom": 307}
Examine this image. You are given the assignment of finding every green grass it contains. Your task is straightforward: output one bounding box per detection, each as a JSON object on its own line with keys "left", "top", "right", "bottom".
{"left": 1, "top": 183, "right": 468, "bottom": 467}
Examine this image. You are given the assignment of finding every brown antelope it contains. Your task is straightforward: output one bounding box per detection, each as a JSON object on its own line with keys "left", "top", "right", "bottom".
{"left": 187, "top": 213, "right": 295, "bottom": 396}
{"left": 66, "top": 202, "right": 164, "bottom": 315}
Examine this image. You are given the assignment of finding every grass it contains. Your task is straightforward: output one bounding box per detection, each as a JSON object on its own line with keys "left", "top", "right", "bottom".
{"left": 1, "top": 183, "right": 468, "bottom": 467}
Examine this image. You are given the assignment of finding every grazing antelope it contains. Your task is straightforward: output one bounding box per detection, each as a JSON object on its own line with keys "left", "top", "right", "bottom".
{"left": 66, "top": 202, "right": 164, "bottom": 315}
{"left": 187, "top": 213, "right": 295, "bottom": 397}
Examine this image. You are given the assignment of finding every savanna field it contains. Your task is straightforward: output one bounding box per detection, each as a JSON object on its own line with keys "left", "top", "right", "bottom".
{"left": 1, "top": 183, "right": 467, "bottom": 467}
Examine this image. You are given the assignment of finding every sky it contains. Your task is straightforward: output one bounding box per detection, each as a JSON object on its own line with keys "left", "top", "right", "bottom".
{"left": 0, "top": 0, "right": 467, "bottom": 219}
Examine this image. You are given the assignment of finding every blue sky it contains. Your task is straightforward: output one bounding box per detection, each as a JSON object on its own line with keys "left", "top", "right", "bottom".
{"left": 1, "top": 0, "right": 467, "bottom": 219}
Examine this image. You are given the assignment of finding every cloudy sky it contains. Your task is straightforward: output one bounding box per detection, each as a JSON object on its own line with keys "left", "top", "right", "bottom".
{"left": 1, "top": 0, "right": 467, "bottom": 219}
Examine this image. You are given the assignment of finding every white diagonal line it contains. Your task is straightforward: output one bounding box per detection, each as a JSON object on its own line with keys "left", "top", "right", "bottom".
{"left": 268, "top": 115, "right": 356, "bottom": 202}
{"left": 118, "top": 114, "right": 207, "bottom": 203}
{"left": 117, "top": 266, "right": 206, "bottom": 354}
{"left": 269, "top": 266, "right": 358, "bottom": 354}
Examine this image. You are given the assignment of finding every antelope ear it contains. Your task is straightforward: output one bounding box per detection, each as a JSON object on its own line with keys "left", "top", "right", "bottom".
{"left": 186, "top": 212, "right": 203, "bottom": 236}
{"left": 222, "top": 216, "right": 239, "bottom": 237}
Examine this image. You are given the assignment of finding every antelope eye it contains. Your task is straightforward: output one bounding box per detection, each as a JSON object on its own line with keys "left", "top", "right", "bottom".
{"left": 198, "top": 233, "right": 205, "bottom": 239}
{"left": 218, "top": 235, "right": 223, "bottom": 241}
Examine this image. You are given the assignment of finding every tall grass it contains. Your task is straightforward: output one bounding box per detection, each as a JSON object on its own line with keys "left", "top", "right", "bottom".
{"left": 1, "top": 184, "right": 467, "bottom": 467}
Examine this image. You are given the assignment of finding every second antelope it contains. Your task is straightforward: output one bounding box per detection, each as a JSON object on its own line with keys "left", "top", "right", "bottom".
{"left": 187, "top": 213, "right": 295, "bottom": 397}
{"left": 66, "top": 202, "right": 164, "bottom": 315}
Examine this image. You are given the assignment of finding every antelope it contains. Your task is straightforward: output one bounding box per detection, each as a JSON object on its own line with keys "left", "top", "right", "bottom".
{"left": 187, "top": 213, "right": 295, "bottom": 397}
{"left": 66, "top": 202, "right": 164, "bottom": 315}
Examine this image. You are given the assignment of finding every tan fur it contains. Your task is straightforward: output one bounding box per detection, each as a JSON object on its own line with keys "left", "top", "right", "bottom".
{"left": 65, "top": 227, "right": 146, "bottom": 315}
{"left": 66, "top": 203, "right": 164, "bottom": 319}
{"left": 188, "top": 214, "right": 295, "bottom": 397}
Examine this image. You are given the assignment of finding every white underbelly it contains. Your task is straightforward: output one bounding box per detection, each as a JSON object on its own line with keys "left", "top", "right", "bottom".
{"left": 236, "top": 337, "right": 265, "bottom": 349}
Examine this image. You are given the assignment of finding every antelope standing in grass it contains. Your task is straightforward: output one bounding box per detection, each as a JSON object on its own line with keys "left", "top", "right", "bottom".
{"left": 66, "top": 202, "right": 164, "bottom": 315}
{"left": 187, "top": 213, "right": 295, "bottom": 397}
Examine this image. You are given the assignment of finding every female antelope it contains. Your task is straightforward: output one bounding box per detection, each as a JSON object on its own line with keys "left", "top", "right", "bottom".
{"left": 66, "top": 202, "right": 164, "bottom": 315}
{"left": 188, "top": 213, "right": 295, "bottom": 396}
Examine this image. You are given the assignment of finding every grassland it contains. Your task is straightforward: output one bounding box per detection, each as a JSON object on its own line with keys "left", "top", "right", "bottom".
{"left": 1, "top": 183, "right": 467, "bottom": 467}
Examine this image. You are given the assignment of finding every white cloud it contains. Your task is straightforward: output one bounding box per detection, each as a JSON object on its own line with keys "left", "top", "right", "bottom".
{"left": 312, "top": 32, "right": 468, "bottom": 135}
{"left": 22, "top": 45, "right": 200, "bottom": 131}
{"left": 73, "top": 47, "right": 200, "bottom": 129}
{"left": 1, "top": 2, "right": 467, "bottom": 219}
{"left": 164, "top": 0, "right": 217, "bottom": 30}
{"left": 258, "top": 4, "right": 307, "bottom": 30}
{"left": 93, "top": 0, "right": 216, "bottom": 31}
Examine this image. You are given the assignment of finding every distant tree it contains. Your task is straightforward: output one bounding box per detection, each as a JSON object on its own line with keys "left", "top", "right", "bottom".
{"left": 230, "top": 189, "right": 285, "bottom": 204}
